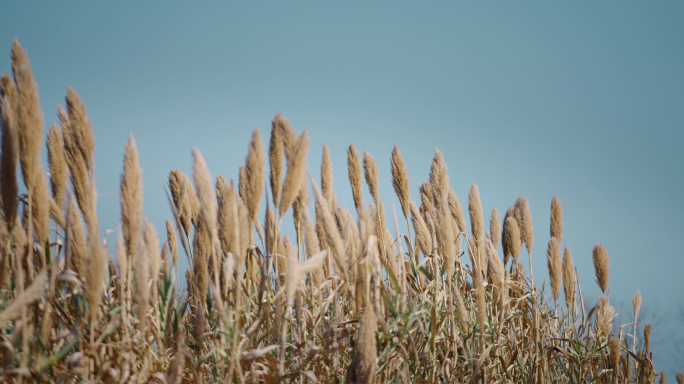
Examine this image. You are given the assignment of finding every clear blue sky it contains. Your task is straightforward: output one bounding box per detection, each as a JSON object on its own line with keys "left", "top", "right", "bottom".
{"left": 2, "top": 1, "right": 683, "bottom": 374}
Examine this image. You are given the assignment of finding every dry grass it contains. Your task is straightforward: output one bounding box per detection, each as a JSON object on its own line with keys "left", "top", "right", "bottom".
{"left": 0, "top": 40, "right": 676, "bottom": 383}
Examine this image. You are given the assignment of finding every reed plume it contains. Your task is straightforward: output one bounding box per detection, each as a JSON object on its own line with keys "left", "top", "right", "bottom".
{"left": 546, "top": 237, "right": 561, "bottom": 301}
{"left": 486, "top": 238, "right": 505, "bottom": 291}
{"left": 419, "top": 182, "right": 434, "bottom": 217}
{"left": 490, "top": 208, "right": 500, "bottom": 249}
{"left": 633, "top": 289, "right": 642, "bottom": 322}
{"left": 168, "top": 169, "right": 188, "bottom": 233}
{"left": 595, "top": 294, "right": 615, "bottom": 337}
{"left": 166, "top": 219, "right": 178, "bottom": 268}
{"left": 31, "top": 169, "right": 50, "bottom": 243}
{"left": 11, "top": 40, "right": 43, "bottom": 192}
{"left": 389, "top": 146, "right": 409, "bottom": 219}
{"left": 120, "top": 135, "right": 143, "bottom": 261}
{"left": 321, "top": 142, "right": 335, "bottom": 207}
{"left": 244, "top": 128, "right": 265, "bottom": 228}
{"left": 47, "top": 123, "right": 67, "bottom": 208}
{"left": 644, "top": 323, "right": 652, "bottom": 353}
{"left": 349, "top": 305, "right": 377, "bottom": 384}
{"left": 12, "top": 41, "right": 52, "bottom": 244}
{"left": 60, "top": 104, "right": 91, "bottom": 226}
{"left": 501, "top": 207, "right": 514, "bottom": 265}
{"left": 439, "top": 194, "right": 456, "bottom": 277}
{"left": 0, "top": 95, "right": 18, "bottom": 226}
{"left": 676, "top": 372, "right": 684, "bottom": 384}
{"left": 66, "top": 195, "right": 87, "bottom": 279}
{"left": 504, "top": 216, "right": 522, "bottom": 266}
{"left": 410, "top": 201, "right": 431, "bottom": 258}
{"left": 429, "top": 150, "right": 449, "bottom": 203}
{"left": 562, "top": 246, "right": 576, "bottom": 312}
{"left": 448, "top": 188, "right": 466, "bottom": 235}
{"left": 592, "top": 243, "right": 610, "bottom": 293}
{"left": 145, "top": 219, "right": 161, "bottom": 285}
{"left": 347, "top": 144, "right": 363, "bottom": 211}
{"left": 515, "top": 196, "right": 533, "bottom": 254}
{"left": 278, "top": 114, "right": 296, "bottom": 161}
{"left": 192, "top": 149, "right": 217, "bottom": 227}
{"left": 280, "top": 131, "right": 310, "bottom": 218}
{"left": 270, "top": 114, "right": 285, "bottom": 207}
{"left": 609, "top": 336, "right": 621, "bottom": 378}
{"left": 65, "top": 87, "right": 95, "bottom": 173}
{"left": 309, "top": 173, "right": 349, "bottom": 284}
{"left": 85, "top": 224, "right": 105, "bottom": 334}
{"left": 193, "top": 212, "right": 210, "bottom": 303}
{"left": 285, "top": 250, "right": 327, "bottom": 305}
{"left": 550, "top": 196, "right": 563, "bottom": 244}
{"left": 468, "top": 184, "right": 485, "bottom": 267}
{"left": 363, "top": 150, "right": 380, "bottom": 203}
{"left": 0, "top": 73, "right": 17, "bottom": 116}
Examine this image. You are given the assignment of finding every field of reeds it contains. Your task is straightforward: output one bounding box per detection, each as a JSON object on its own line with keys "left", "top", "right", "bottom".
{"left": 0, "top": 39, "right": 680, "bottom": 383}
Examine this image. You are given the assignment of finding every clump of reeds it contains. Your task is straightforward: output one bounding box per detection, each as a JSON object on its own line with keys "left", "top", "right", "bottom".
{"left": 0, "top": 40, "right": 670, "bottom": 384}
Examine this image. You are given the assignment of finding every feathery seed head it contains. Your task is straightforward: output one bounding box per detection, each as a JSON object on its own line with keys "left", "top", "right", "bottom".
{"left": 278, "top": 114, "right": 296, "bottom": 161}
{"left": 244, "top": 127, "right": 265, "bottom": 226}
{"left": 347, "top": 144, "right": 363, "bottom": 211}
{"left": 595, "top": 294, "right": 615, "bottom": 337}
{"left": 192, "top": 148, "right": 218, "bottom": 245}
{"left": 562, "top": 246, "right": 576, "bottom": 311}
{"left": 309, "top": 173, "right": 349, "bottom": 284}
{"left": 280, "top": 130, "right": 310, "bottom": 218}
{"left": 429, "top": 149, "right": 449, "bottom": 203}
{"left": 592, "top": 243, "right": 610, "bottom": 293}
{"left": 270, "top": 114, "right": 285, "bottom": 207}
{"left": 390, "top": 144, "right": 410, "bottom": 219}
{"left": 515, "top": 196, "right": 533, "bottom": 254}
{"left": 490, "top": 209, "right": 500, "bottom": 249}
{"left": 354, "top": 306, "right": 378, "bottom": 384}
{"left": 501, "top": 207, "right": 514, "bottom": 264}
{"left": 12, "top": 40, "right": 44, "bottom": 192}
{"left": 504, "top": 216, "right": 522, "bottom": 265}
{"left": 410, "top": 201, "right": 431, "bottom": 258}
{"left": 468, "top": 184, "right": 485, "bottom": 264}
{"left": 550, "top": 196, "right": 563, "bottom": 244}
{"left": 0, "top": 95, "right": 18, "bottom": 225}
{"left": 419, "top": 181, "right": 435, "bottom": 217}
{"left": 120, "top": 135, "right": 143, "bottom": 260}
{"left": 65, "top": 87, "right": 95, "bottom": 173}
{"left": 633, "top": 290, "right": 642, "bottom": 320}
{"left": 447, "top": 188, "right": 466, "bottom": 235}
{"left": 546, "top": 237, "right": 562, "bottom": 301}
{"left": 47, "top": 123, "right": 67, "bottom": 207}
{"left": 644, "top": 323, "right": 652, "bottom": 353}
{"left": 609, "top": 336, "right": 621, "bottom": 372}
{"left": 145, "top": 219, "right": 161, "bottom": 283}
{"left": 363, "top": 151, "right": 380, "bottom": 204}
{"left": 321, "top": 142, "right": 334, "bottom": 207}
{"left": 166, "top": 218, "right": 178, "bottom": 268}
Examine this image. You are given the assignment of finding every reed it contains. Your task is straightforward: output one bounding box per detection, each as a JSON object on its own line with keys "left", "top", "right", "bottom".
{"left": 0, "top": 40, "right": 669, "bottom": 384}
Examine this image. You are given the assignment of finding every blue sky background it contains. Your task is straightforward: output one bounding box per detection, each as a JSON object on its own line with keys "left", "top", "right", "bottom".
{"left": 2, "top": 1, "right": 683, "bottom": 375}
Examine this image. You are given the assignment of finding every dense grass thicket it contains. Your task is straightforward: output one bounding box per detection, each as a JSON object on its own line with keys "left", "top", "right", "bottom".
{"left": 0, "top": 39, "right": 679, "bottom": 383}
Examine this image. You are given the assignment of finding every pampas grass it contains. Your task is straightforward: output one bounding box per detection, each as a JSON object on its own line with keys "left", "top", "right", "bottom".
{"left": 0, "top": 40, "right": 669, "bottom": 384}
